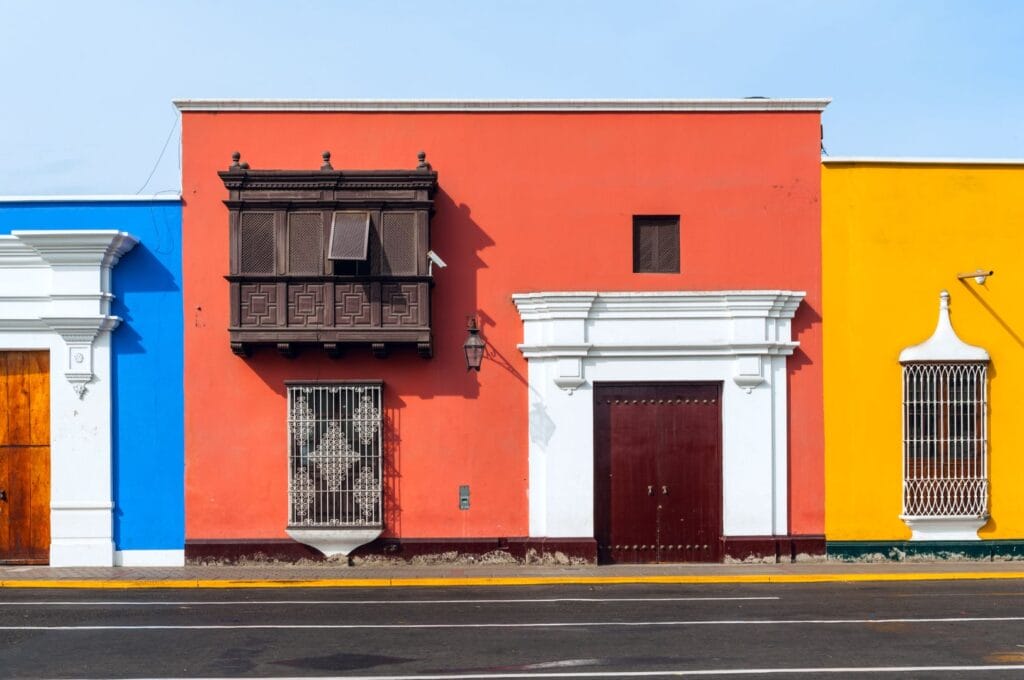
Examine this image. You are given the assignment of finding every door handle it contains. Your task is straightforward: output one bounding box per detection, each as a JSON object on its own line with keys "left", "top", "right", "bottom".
{"left": 647, "top": 485, "right": 654, "bottom": 496}
{"left": 0, "top": 489, "right": 6, "bottom": 501}
{"left": 662, "top": 486, "right": 668, "bottom": 495}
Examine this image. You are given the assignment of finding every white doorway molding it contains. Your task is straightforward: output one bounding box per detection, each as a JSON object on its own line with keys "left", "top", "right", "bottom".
{"left": 513, "top": 290, "right": 804, "bottom": 540}
{"left": 0, "top": 230, "right": 136, "bottom": 566}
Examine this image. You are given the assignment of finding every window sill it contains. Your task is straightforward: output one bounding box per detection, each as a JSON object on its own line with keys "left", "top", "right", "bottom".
{"left": 286, "top": 526, "right": 383, "bottom": 558}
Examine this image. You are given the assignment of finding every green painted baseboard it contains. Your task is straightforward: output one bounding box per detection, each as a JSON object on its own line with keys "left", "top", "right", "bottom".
{"left": 827, "top": 540, "right": 1024, "bottom": 561}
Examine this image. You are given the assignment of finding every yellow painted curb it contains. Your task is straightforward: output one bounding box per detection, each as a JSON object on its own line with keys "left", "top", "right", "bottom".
{"left": 4, "top": 571, "right": 1024, "bottom": 589}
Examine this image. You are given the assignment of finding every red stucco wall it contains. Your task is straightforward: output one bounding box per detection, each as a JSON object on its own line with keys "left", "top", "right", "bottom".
{"left": 181, "top": 110, "right": 824, "bottom": 540}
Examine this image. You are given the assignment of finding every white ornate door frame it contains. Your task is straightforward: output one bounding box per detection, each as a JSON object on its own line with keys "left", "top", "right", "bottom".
{"left": 513, "top": 290, "right": 804, "bottom": 540}
{"left": 0, "top": 230, "right": 136, "bottom": 566}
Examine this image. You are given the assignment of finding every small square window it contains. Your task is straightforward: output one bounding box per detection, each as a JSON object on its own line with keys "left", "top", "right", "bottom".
{"left": 633, "top": 216, "right": 680, "bottom": 273}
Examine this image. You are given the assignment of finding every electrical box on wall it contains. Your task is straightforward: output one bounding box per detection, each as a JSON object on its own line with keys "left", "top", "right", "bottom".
{"left": 459, "top": 485, "right": 470, "bottom": 510}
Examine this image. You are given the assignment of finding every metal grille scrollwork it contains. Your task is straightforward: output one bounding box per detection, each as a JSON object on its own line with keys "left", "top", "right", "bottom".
{"left": 287, "top": 383, "right": 382, "bottom": 527}
{"left": 902, "top": 362, "right": 988, "bottom": 518}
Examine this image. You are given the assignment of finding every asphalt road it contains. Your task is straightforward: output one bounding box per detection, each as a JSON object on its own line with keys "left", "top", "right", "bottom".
{"left": 4, "top": 580, "right": 1024, "bottom": 678}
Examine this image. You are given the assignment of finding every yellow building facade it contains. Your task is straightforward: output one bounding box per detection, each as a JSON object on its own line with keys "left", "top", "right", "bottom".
{"left": 824, "top": 160, "right": 1024, "bottom": 554}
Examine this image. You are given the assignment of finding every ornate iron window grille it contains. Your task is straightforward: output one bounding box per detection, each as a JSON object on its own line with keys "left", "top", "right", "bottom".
{"left": 287, "top": 382, "right": 382, "bottom": 528}
{"left": 902, "top": 362, "right": 988, "bottom": 519}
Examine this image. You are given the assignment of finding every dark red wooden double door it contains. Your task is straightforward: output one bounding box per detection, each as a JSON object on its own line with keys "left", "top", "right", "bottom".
{"left": 595, "top": 382, "right": 722, "bottom": 564}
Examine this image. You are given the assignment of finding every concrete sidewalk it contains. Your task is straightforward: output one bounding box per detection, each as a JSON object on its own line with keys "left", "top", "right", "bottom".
{"left": 4, "top": 559, "right": 1024, "bottom": 588}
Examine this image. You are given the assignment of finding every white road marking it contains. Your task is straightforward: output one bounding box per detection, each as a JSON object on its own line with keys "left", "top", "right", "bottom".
{"left": 0, "top": 596, "right": 779, "bottom": 606}
{"left": 3, "top": 615, "right": 1024, "bottom": 630}
{"left": 110, "top": 664, "right": 1024, "bottom": 678}
{"left": 521, "top": 660, "right": 605, "bottom": 669}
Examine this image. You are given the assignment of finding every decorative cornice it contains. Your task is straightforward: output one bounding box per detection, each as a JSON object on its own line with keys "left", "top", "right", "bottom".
{"left": 513, "top": 290, "right": 805, "bottom": 393}
{"left": 0, "top": 237, "right": 44, "bottom": 267}
{"left": 11, "top": 230, "right": 138, "bottom": 268}
{"left": 513, "top": 290, "right": 805, "bottom": 320}
{"left": 176, "top": 98, "right": 831, "bottom": 113}
{"left": 219, "top": 162, "right": 438, "bottom": 199}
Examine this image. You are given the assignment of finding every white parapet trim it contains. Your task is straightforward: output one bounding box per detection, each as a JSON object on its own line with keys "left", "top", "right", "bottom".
{"left": 174, "top": 98, "right": 830, "bottom": 113}
{"left": 0, "top": 194, "right": 181, "bottom": 203}
{"left": 823, "top": 157, "right": 1024, "bottom": 166}
{"left": 512, "top": 290, "right": 805, "bottom": 540}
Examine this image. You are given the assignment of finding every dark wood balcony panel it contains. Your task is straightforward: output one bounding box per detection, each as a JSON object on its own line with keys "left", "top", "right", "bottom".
{"left": 335, "top": 282, "right": 378, "bottom": 327}
{"left": 229, "top": 328, "right": 431, "bottom": 343}
{"left": 238, "top": 282, "right": 280, "bottom": 327}
{"left": 233, "top": 280, "right": 430, "bottom": 342}
{"left": 222, "top": 156, "right": 438, "bottom": 359}
{"left": 381, "top": 282, "right": 429, "bottom": 327}
{"left": 286, "top": 283, "right": 326, "bottom": 327}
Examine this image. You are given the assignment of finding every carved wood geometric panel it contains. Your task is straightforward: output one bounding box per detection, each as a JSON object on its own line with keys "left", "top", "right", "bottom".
{"left": 240, "top": 283, "right": 279, "bottom": 327}
{"left": 287, "top": 283, "right": 325, "bottom": 327}
{"left": 381, "top": 283, "right": 422, "bottom": 326}
{"left": 335, "top": 283, "right": 375, "bottom": 326}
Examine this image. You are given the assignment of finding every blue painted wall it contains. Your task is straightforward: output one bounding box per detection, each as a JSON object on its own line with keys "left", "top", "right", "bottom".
{"left": 0, "top": 198, "right": 183, "bottom": 552}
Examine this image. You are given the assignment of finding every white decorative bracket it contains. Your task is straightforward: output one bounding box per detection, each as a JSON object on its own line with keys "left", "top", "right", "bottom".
{"left": 733, "top": 355, "right": 765, "bottom": 393}
{"left": 41, "top": 316, "right": 122, "bottom": 399}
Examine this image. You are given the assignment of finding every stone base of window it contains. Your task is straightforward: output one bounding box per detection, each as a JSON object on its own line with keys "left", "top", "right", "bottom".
{"left": 285, "top": 527, "right": 383, "bottom": 558}
{"left": 901, "top": 516, "right": 987, "bottom": 541}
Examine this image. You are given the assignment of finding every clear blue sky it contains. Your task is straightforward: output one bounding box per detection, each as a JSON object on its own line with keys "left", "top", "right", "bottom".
{"left": 1, "top": 1, "right": 1021, "bottom": 194}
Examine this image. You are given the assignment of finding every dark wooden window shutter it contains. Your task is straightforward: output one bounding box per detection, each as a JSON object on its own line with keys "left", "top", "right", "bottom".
{"left": 633, "top": 216, "right": 680, "bottom": 273}
{"left": 239, "top": 211, "right": 276, "bottom": 274}
{"left": 288, "top": 212, "right": 324, "bottom": 274}
{"left": 380, "top": 212, "right": 417, "bottom": 275}
{"left": 329, "top": 212, "right": 371, "bottom": 261}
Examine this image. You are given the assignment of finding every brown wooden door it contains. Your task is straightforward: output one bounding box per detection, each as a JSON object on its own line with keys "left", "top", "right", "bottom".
{"left": 0, "top": 351, "right": 50, "bottom": 564}
{"left": 595, "top": 382, "right": 722, "bottom": 564}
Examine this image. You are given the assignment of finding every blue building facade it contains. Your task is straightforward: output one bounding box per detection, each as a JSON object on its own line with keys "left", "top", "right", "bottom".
{"left": 0, "top": 196, "right": 183, "bottom": 565}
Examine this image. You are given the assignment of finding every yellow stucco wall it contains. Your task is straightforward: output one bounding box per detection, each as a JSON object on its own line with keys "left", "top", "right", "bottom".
{"left": 824, "top": 162, "right": 1024, "bottom": 540}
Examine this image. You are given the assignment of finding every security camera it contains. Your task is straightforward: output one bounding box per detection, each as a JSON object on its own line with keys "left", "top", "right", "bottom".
{"left": 427, "top": 250, "right": 447, "bottom": 275}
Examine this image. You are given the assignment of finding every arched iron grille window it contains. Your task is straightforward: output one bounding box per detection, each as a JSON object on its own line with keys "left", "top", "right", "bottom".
{"left": 902, "top": 363, "right": 988, "bottom": 518}
{"left": 287, "top": 382, "right": 382, "bottom": 528}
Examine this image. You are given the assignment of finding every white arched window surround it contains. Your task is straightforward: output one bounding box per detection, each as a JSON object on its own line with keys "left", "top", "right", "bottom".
{"left": 899, "top": 290, "right": 990, "bottom": 541}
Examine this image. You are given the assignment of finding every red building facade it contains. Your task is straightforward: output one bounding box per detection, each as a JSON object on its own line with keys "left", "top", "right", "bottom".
{"left": 178, "top": 100, "right": 826, "bottom": 562}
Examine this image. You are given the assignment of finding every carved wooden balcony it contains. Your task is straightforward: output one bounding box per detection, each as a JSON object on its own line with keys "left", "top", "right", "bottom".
{"left": 221, "top": 151, "right": 438, "bottom": 358}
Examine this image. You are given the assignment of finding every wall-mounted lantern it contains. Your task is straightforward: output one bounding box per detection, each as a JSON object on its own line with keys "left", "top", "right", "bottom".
{"left": 463, "top": 316, "right": 485, "bottom": 372}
